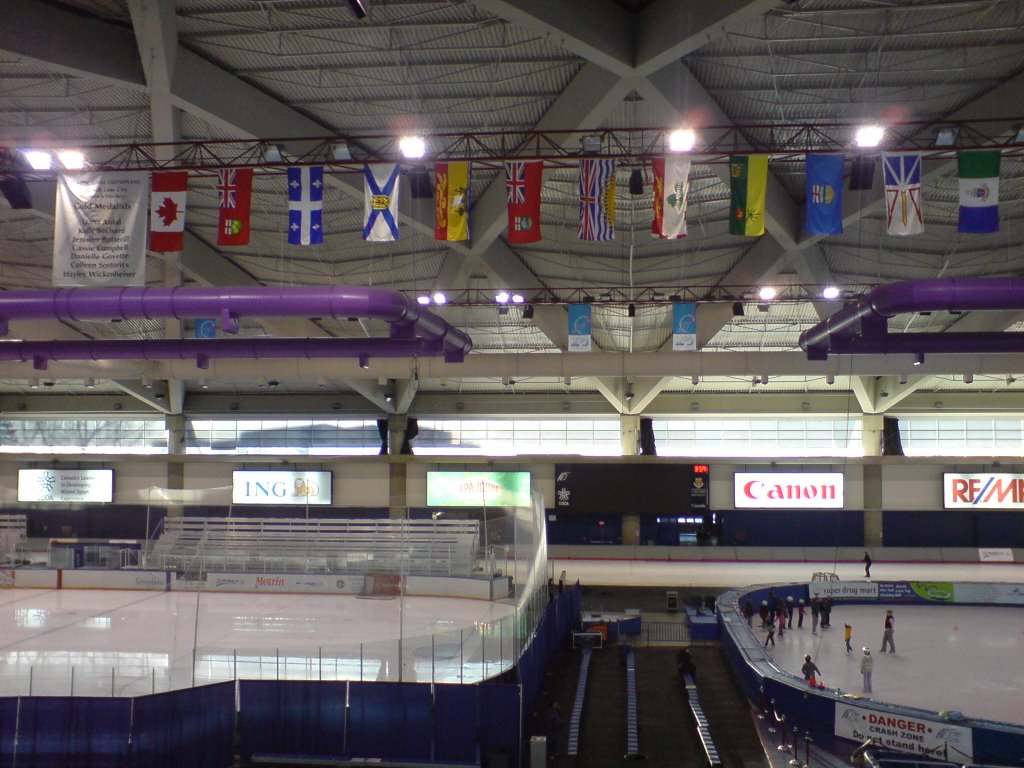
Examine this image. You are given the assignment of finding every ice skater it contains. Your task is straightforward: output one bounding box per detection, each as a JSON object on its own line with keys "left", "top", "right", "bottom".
{"left": 811, "top": 596, "right": 820, "bottom": 635}
{"left": 880, "top": 609, "right": 895, "bottom": 653}
{"left": 797, "top": 598, "right": 806, "bottom": 628}
{"left": 801, "top": 654, "right": 821, "bottom": 683}
{"left": 860, "top": 648, "right": 873, "bottom": 693}
{"left": 862, "top": 551, "right": 873, "bottom": 579}
{"left": 844, "top": 623, "right": 853, "bottom": 653}
{"left": 786, "top": 596, "right": 795, "bottom": 628}
{"left": 764, "top": 617, "right": 776, "bottom": 647}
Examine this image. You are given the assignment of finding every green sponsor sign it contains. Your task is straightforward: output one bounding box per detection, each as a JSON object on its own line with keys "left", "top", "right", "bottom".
{"left": 426, "top": 471, "right": 531, "bottom": 507}
{"left": 909, "top": 581, "right": 954, "bottom": 602}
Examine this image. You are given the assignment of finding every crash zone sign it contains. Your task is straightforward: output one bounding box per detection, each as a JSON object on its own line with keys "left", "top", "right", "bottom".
{"left": 944, "top": 473, "right": 1024, "bottom": 509}
{"left": 835, "top": 702, "right": 973, "bottom": 760}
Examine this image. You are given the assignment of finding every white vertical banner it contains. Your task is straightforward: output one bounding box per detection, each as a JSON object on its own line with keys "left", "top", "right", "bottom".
{"left": 53, "top": 171, "right": 148, "bottom": 286}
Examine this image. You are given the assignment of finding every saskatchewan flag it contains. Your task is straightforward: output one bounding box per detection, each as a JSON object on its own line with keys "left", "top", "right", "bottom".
{"left": 729, "top": 155, "right": 768, "bottom": 236}
{"left": 958, "top": 151, "right": 1000, "bottom": 234}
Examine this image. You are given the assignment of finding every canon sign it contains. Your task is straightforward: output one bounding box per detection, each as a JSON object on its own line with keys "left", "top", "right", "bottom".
{"left": 734, "top": 472, "right": 844, "bottom": 509}
{"left": 944, "top": 473, "right": 1024, "bottom": 509}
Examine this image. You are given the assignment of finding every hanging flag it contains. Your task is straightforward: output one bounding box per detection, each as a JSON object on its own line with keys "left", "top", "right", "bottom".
{"left": 729, "top": 155, "right": 769, "bottom": 236}
{"left": 567, "top": 304, "right": 592, "bottom": 352}
{"left": 505, "top": 160, "right": 542, "bottom": 244}
{"left": 434, "top": 161, "right": 470, "bottom": 241}
{"left": 287, "top": 166, "right": 324, "bottom": 245}
{"left": 882, "top": 154, "right": 923, "bottom": 236}
{"left": 217, "top": 168, "right": 253, "bottom": 246}
{"left": 53, "top": 171, "right": 148, "bottom": 287}
{"left": 672, "top": 302, "right": 697, "bottom": 351}
{"left": 805, "top": 154, "right": 844, "bottom": 235}
{"left": 149, "top": 171, "right": 188, "bottom": 252}
{"left": 578, "top": 158, "right": 616, "bottom": 241}
{"left": 651, "top": 156, "right": 690, "bottom": 239}
{"left": 958, "top": 150, "right": 1000, "bottom": 234}
{"left": 363, "top": 163, "right": 400, "bottom": 242}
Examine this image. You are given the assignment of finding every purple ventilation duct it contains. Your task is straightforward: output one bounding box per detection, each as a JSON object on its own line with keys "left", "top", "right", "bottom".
{"left": 0, "top": 286, "right": 471, "bottom": 364}
{"left": 799, "top": 277, "right": 1024, "bottom": 360}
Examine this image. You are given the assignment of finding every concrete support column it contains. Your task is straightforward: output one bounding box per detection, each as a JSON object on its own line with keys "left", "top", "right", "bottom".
{"left": 164, "top": 414, "right": 186, "bottom": 520}
{"left": 388, "top": 462, "right": 408, "bottom": 519}
{"left": 387, "top": 414, "right": 408, "bottom": 456}
{"left": 620, "top": 414, "right": 642, "bottom": 545}
{"left": 861, "top": 415, "right": 885, "bottom": 546}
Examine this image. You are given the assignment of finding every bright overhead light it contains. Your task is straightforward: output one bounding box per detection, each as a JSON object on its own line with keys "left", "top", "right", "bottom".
{"left": 510, "top": 293, "right": 524, "bottom": 304}
{"left": 432, "top": 292, "right": 447, "bottom": 305}
{"left": 668, "top": 128, "right": 696, "bottom": 152}
{"left": 416, "top": 295, "right": 431, "bottom": 306}
{"left": 399, "top": 135, "right": 426, "bottom": 159}
{"left": 57, "top": 150, "right": 85, "bottom": 170}
{"left": 758, "top": 286, "right": 777, "bottom": 301}
{"left": 22, "top": 150, "right": 51, "bottom": 170}
{"left": 495, "top": 291, "right": 510, "bottom": 304}
{"left": 854, "top": 125, "right": 884, "bottom": 148}
{"left": 822, "top": 285, "right": 841, "bottom": 300}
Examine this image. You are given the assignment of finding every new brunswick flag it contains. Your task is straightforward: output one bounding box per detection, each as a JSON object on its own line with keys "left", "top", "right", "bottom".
{"left": 434, "top": 161, "right": 470, "bottom": 241}
{"left": 728, "top": 155, "right": 768, "bottom": 236}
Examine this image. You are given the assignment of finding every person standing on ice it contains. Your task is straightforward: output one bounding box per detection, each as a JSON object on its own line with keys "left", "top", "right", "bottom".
{"left": 860, "top": 648, "right": 873, "bottom": 693}
{"left": 880, "top": 609, "right": 895, "bottom": 653}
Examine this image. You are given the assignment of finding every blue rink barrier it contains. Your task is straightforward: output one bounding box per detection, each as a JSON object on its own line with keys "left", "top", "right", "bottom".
{"left": 718, "top": 582, "right": 1024, "bottom": 765}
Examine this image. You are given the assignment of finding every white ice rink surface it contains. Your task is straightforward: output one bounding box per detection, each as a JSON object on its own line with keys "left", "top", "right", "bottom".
{"left": 0, "top": 588, "right": 515, "bottom": 697}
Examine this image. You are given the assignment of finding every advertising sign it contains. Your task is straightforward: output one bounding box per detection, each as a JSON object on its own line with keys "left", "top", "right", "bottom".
{"left": 18, "top": 468, "right": 113, "bottom": 503}
{"left": 232, "top": 470, "right": 332, "bottom": 505}
{"left": 835, "top": 702, "right": 973, "bottom": 759}
{"left": 808, "top": 581, "right": 879, "bottom": 601}
{"left": 876, "top": 581, "right": 954, "bottom": 604}
{"left": 944, "top": 473, "right": 1024, "bottom": 508}
{"left": 952, "top": 582, "right": 1024, "bottom": 605}
{"left": 734, "top": 472, "right": 843, "bottom": 508}
{"left": 426, "top": 471, "right": 531, "bottom": 507}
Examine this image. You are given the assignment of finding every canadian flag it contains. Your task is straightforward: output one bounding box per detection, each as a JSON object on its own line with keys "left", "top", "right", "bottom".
{"left": 149, "top": 171, "right": 188, "bottom": 252}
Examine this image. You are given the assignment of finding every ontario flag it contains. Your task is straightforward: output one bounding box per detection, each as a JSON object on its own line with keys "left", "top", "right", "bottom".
{"left": 651, "top": 156, "right": 690, "bottom": 239}
{"left": 505, "top": 160, "right": 542, "bottom": 244}
{"left": 578, "top": 158, "right": 615, "bottom": 241}
{"left": 149, "top": 171, "right": 188, "bottom": 252}
{"left": 882, "top": 154, "right": 923, "bottom": 236}
{"left": 217, "top": 168, "right": 253, "bottom": 246}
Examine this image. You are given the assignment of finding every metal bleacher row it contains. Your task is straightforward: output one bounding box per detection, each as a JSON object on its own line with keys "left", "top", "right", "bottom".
{"left": 0, "top": 515, "right": 27, "bottom": 563}
{"left": 683, "top": 673, "right": 722, "bottom": 768}
{"left": 143, "top": 517, "right": 482, "bottom": 577}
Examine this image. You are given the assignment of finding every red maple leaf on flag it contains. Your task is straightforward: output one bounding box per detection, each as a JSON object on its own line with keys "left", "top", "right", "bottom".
{"left": 156, "top": 197, "right": 179, "bottom": 227}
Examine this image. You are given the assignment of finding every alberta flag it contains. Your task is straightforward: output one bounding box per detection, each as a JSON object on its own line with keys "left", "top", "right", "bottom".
{"left": 882, "top": 153, "right": 923, "bottom": 236}
{"left": 804, "top": 154, "right": 844, "bottom": 235}
{"left": 958, "top": 151, "right": 1000, "bottom": 234}
{"left": 578, "top": 158, "right": 616, "bottom": 241}
{"left": 287, "top": 166, "right": 323, "bottom": 245}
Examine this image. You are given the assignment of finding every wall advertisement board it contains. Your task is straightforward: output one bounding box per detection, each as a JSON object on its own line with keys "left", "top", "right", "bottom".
{"left": 835, "top": 702, "right": 973, "bottom": 759}
{"left": 734, "top": 472, "right": 843, "bottom": 508}
{"left": 944, "top": 473, "right": 1024, "bottom": 508}
{"left": 426, "top": 471, "right": 531, "bottom": 507}
{"left": 232, "top": 471, "right": 332, "bottom": 505}
{"left": 18, "top": 469, "right": 114, "bottom": 503}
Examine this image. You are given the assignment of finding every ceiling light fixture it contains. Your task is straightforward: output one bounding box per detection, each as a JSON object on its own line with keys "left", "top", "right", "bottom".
{"left": 522, "top": 304, "right": 535, "bottom": 319}
{"left": 934, "top": 128, "right": 958, "bottom": 147}
{"left": 57, "top": 150, "right": 85, "bottom": 170}
{"left": 854, "top": 124, "right": 884, "bottom": 148}
{"left": 760, "top": 373, "right": 769, "bottom": 385}
{"left": 345, "top": 0, "right": 368, "bottom": 19}
{"left": 758, "top": 286, "right": 777, "bottom": 301}
{"left": 898, "top": 374, "right": 908, "bottom": 385}
{"left": 358, "top": 354, "right": 370, "bottom": 369}
{"left": 691, "top": 375, "right": 699, "bottom": 386}
{"left": 416, "top": 295, "right": 431, "bottom": 306}
{"left": 331, "top": 142, "right": 352, "bottom": 161}
{"left": 432, "top": 291, "right": 447, "bottom": 305}
{"left": 262, "top": 143, "right": 284, "bottom": 163}
{"left": 963, "top": 373, "right": 974, "bottom": 384}
{"left": 913, "top": 352, "right": 924, "bottom": 366}
{"left": 510, "top": 293, "right": 524, "bottom": 304}
{"left": 822, "top": 285, "right": 841, "bottom": 300}
{"left": 22, "top": 150, "right": 51, "bottom": 170}
{"left": 84, "top": 378, "right": 95, "bottom": 389}
{"left": 495, "top": 291, "right": 510, "bottom": 304}
{"left": 826, "top": 374, "right": 835, "bottom": 385}
{"left": 580, "top": 134, "right": 603, "bottom": 153}
{"left": 399, "top": 136, "right": 426, "bottom": 159}
{"left": 668, "top": 128, "right": 696, "bottom": 152}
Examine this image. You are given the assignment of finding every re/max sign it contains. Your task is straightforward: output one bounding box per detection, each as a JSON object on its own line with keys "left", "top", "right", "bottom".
{"left": 944, "top": 473, "right": 1024, "bottom": 509}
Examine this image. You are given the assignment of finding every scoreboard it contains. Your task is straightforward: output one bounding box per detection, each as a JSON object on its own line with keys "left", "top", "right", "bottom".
{"left": 554, "top": 463, "right": 709, "bottom": 515}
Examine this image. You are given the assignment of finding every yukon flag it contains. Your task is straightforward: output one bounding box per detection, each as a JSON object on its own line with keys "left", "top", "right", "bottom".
{"left": 651, "top": 156, "right": 690, "bottom": 239}
{"left": 882, "top": 154, "right": 923, "bottom": 236}
{"left": 149, "top": 171, "right": 188, "bottom": 252}
{"left": 958, "top": 150, "right": 1000, "bottom": 234}
{"left": 434, "top": 161, "right": 470, "bottom": 241}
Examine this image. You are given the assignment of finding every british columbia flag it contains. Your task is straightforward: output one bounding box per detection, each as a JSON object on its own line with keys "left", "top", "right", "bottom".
{"left": 578, "top": 158, "right": 616, "bottom": 241}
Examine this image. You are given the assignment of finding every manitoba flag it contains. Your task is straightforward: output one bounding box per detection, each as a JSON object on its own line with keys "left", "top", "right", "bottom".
{"left": 217, "top": 168, "right": 253, "bottom": 246}
{"left": 505, "top": 160, "right": 542, "bottom": 244}
{"left": 149, "top": 171, "right": 188, "bottom": 252}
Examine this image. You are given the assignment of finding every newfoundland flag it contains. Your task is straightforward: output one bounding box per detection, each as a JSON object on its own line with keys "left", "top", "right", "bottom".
{"left": 804, "top": 154, "right": 844, "bottom": 235}
{"left": 958, "top": 151, "right": 1000, "bottom": 234}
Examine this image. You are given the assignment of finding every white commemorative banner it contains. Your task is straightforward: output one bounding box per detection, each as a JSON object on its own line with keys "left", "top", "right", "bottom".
{"left": 53, "top": 171, "right": 148, "bottom": 286}
{"left": 19, "top": 468, "right": 113, "bottom": 503}
{"left": 978, "top": 548, "right": 1014, "bottom": 562}
{"left": 835, "top": 702, "right": 972, "bottom": 759}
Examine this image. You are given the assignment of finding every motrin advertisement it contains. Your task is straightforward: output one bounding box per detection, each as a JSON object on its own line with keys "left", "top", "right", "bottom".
{"left": 944, "top": 473, "right": 1024, "bottom": 509}
{"left": 734, "top": 472, "right": 843, "bottom": 508}
{"left": 835, "top": 702, "right": 973, "bottom": 759}
{"left": 426, "top": 471, "right": 531, "bottom": 507}
{"left": 18, "top": 469, "right": 114, "bottom": 503}
{"left": 232, "top": 471, "right": 332, "bottom": 505}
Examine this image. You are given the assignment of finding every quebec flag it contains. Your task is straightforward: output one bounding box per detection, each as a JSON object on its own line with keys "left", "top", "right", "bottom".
{"left": 287, "top": 166, "right": 324, "bottom": 245}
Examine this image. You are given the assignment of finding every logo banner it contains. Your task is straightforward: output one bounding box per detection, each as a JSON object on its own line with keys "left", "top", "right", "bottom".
{"left": 734, "top": 472, "right": 843, "bottom": 508}
{"left": 672, "top": 302, "right": 697, "bottom": 351}
{"left": 53, "top": 171, "right": 148, "bottom": 286}
{"left": 944, "top": 473, "right": 1024, "bottom": 508}
{"left": 232, "top": 470, "right": 332, "bottom": 505}
{"left": 568, "top": 303, "right": 592, "bottom": 352}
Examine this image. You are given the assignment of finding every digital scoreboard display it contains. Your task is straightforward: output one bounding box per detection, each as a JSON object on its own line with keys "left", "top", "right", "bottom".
{"left": 554, "top": 463, "right": 708, "bottom": 515}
